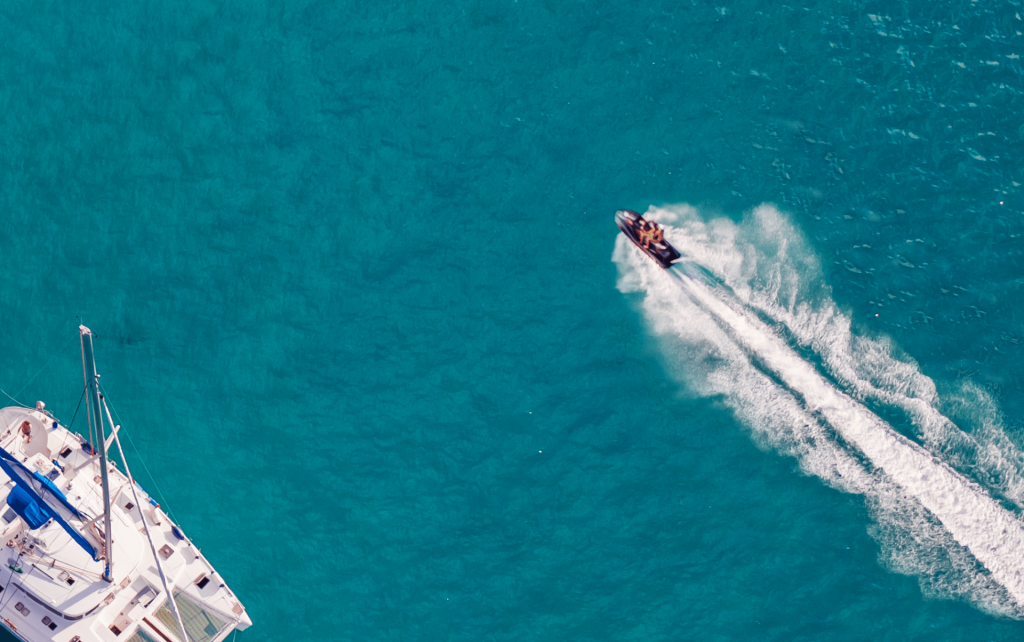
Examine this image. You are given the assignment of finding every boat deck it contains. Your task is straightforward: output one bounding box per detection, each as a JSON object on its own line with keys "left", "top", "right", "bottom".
{"left": 0, "top": 405, "right": 250, "bottom": 642}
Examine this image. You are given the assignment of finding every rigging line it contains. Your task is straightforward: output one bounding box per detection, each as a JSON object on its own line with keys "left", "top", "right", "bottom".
{"left": 57, "top": 384, "right": 89, "bottom": 458}
{"left": 0, "top": 390, "right": 28, "bottom": 408}
{"left": 13, "top": 333, "right": 79, "bottom": 399}
{"left": 17, "top": 551, "right": 101, "bottom": 581}
{"left": 122, "top": 428, "right": 181, "bottom": 527}
{"left": 67, "top": 384, "right": 88, "bottom": 431}
{"left": 0, "top": 408, "right": 12, "bottom": 438}
{"left": 104, "top": 399, "right": 190, "bottom": 642}
{"left": 0, "top": 551, "right": 25, "bottom": 613}
{"left": 97, "top": 384, "right": 181, "bottom": 527}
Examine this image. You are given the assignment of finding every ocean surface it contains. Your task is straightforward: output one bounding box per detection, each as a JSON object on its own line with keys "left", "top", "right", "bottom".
{"left": 0, "top": 0, "right": 1023, "bottom": 640}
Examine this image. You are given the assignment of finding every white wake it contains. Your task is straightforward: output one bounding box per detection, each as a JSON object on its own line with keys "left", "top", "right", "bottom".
{"left": 614, "top": 204, "right": 1024, "bottom": 616}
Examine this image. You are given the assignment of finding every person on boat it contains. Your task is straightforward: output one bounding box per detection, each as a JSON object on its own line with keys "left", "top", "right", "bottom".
{"left": 637, "top": 220, "right": 664, "bottom": 249}
{"left": 19, "top": 421, "right": 31, "bottom": 443}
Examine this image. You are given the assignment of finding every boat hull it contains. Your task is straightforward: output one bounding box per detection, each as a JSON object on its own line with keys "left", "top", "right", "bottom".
{"left": 615, "top": 209, "right": 681, "bottom": 269}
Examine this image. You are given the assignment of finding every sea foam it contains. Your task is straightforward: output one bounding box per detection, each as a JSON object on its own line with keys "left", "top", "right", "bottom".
{"left": 614, "top": 204, "right": 1024, "bottom": 616}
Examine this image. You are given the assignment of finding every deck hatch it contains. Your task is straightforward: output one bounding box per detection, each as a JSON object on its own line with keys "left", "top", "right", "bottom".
{"left": 133, "top": 585, "right": 157, "bottom": 608}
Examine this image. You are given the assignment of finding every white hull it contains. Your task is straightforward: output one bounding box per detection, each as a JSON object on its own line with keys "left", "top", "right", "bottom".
{"left": 0, "top": 330, "right": 251, "bottom": 642}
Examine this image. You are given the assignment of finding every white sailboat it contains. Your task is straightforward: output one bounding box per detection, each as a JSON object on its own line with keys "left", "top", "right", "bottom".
{"left": 0, "top": 326, "right": 251, "bottom": 642}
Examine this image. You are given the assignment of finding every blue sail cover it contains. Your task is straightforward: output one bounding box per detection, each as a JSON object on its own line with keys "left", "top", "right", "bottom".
{"left": 7, "top": 485, "right": 48, "bottom": 529}
{"left": 31, "top": 470, "right": 84, "bottom": 517}
{"left": 0, "top": 447, "right": 98, "bottom": 560}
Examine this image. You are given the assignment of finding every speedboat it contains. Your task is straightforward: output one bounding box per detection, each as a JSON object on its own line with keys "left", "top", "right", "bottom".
{"left": 615, "top": 209, "right": 681, "bottom": 269}
{"left": 0, "top": 326, "right": 251, "bottom": 642}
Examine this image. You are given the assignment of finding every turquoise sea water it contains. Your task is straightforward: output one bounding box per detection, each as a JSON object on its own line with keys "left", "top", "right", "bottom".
{"left": 2, "top": 0, "right": 1024, "bottom": 639}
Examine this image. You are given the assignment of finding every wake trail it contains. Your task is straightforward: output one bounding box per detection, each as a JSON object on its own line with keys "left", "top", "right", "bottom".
{"left": 666, "top": 261, "right": 1024, "bottom": 606}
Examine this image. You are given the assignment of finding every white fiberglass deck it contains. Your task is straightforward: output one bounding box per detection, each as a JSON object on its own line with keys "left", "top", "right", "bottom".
{"left": 0, "top": 405, "right": 250, "bottom": 642}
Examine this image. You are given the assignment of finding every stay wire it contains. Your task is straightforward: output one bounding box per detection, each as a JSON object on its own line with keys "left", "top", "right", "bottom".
{"left": 67, "top": 384, "right": 88, "bottom": 432}
{"left": 57, "top": 384, "right": 89, "bottom": 458}
{"left": 0, "top": 390, "right": 27, "bottom": 408}
{"left": 97, "top": 382, "right": 181, "bottom": 527}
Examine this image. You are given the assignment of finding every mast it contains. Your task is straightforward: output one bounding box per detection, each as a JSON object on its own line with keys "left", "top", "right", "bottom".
{"left": 80, "top": 325, "right": 114, "bottom": 582}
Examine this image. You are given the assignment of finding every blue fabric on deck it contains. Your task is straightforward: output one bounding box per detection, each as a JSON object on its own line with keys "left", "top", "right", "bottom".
{"left": 7, "top": 485, "right": 47, "bottom": 530}
{"left": 0, "top": 447, "right": 97, "bottom": 559}
{"left": 32, "top": 470, "right": 83, "bottom": 517}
